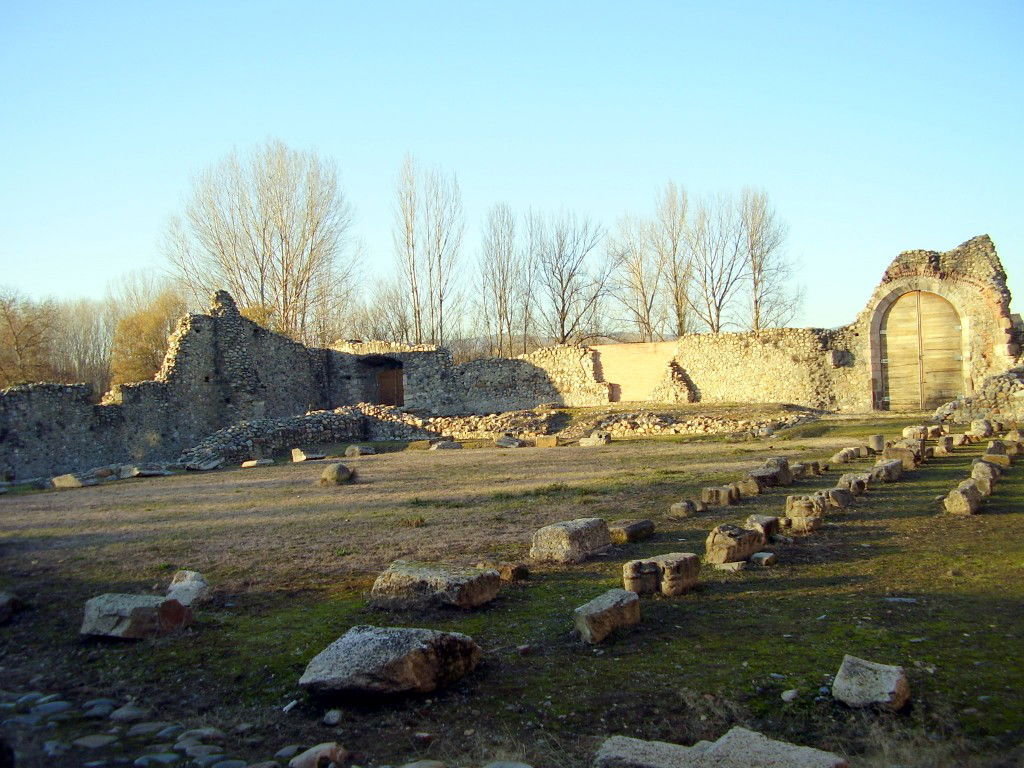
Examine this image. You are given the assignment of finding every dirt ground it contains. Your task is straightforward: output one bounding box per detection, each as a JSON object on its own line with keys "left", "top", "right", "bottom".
{"left": 1, "top": 413, "right": 1023, "bottom": 766}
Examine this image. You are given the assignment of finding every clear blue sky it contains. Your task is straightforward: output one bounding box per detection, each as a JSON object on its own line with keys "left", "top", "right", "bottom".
{"left": 1, "top": 1, "right": 1021, "bottom": 328}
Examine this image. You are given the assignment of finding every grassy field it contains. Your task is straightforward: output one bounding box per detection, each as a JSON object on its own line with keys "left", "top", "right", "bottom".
{"left": 1, "top": 412, "right": 1022, "bottom": 766}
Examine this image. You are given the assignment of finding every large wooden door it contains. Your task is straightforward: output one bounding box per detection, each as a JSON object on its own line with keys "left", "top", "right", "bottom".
{"left": 377, "top": 368, "right": 404, "bottom": 406}
{"left": 880, "top": 291, "right": 962, "bottom": 410}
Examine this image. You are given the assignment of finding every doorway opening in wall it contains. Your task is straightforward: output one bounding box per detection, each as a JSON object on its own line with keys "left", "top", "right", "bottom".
{"left": 879, "top": 290, "right": 964, "bottom": 411}
{"left": 359, "top": 356, "right": 404, "bottom": 406}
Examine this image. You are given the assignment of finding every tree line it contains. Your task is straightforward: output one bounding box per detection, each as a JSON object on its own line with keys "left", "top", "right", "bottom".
{"left": 0, "top": 139, "right": 801, "bottom": 396}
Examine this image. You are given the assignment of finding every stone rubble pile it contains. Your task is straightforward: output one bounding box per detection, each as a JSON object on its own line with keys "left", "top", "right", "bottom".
{"left": 578, "top": 409, "right": 817, "bottom": 439}
{"left": 934, "top": 366, "right": 1024, "bottom": 422}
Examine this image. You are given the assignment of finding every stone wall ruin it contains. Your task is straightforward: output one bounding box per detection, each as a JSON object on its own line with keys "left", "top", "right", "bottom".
{"left": 0, "top": 235, "right": 1018, "bottom": 481}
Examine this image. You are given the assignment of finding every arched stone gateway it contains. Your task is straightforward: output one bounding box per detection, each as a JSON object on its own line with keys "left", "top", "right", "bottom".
{"left": 879, "top": 290, "right": 964, "bottom": 410}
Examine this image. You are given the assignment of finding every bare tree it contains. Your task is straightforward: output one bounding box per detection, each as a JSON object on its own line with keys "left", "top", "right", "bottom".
{"left": 165, "top": 138, "right": 355, "bottom": 343}
{"left": 345, "top": 279, "right": 415, "bottom": 344}
{"left": 608, "top": 214, "right": 667, "bottom": 342}
{"left": 741, "top": 187, "right": 799, "bottom": 330}
{"left": 651, "top": 181, "right": 692, "bottom": 337}
{"left": 534, "top": 212, "right": 610, "bottom": 344}
{"left": 393, "top": 153, "right": 424, "bottom": 343}
{"left": 686, "top": 194, "right": 748, "bottom": 333}
{"left": 0, "top": 288, "right": 57, "bottom": 388}
{"left": 478, "top": 203, "right": 521, "bottom": 356}
{"left": 49, "top": 299, "right": 114, "bottom": 397}
{"left": 422, "top": 166, "right": 463, "bottom": 345}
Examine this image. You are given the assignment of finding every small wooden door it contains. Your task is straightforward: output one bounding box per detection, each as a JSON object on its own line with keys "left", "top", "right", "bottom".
{"left": 880, "top": 291, "right": 962, "bottom": 410}
{"left": 377, "top": 368, "right": 404, "bottom": 406}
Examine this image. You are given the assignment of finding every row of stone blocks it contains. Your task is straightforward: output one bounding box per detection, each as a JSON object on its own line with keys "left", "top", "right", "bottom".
{"left": 944, "top": 434, "right": 1019, "bottom": 514}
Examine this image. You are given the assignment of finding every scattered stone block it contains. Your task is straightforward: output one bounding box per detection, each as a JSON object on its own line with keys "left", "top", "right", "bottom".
{"left": 668, "top": 500, "right": 698, "bottom": 518}
{"left": 951, "top": 433, "right": 969, "bottom": 447}
{"left": 241, "top": 458, "right": 274, "bottom": 468}
{"left": 622, "top": 559, "right": 660, "bottom": 595}
{"left": 580, "top": 431, "right": 612, "bottom": 447}
{"left": 287, "top": 743, "right": 349, "bottom": 768}
{"left": 593, "top": 735, "right": 708, "bottom": 768}
{"left": 714, "top": 560, "right": 746, "bottom": 572}
{"left": 744, "top": 514, "right": 779, "bottom": 540}
{"left": 902, "top": 426, "right": 927, "bottom": 440}
{"left": 494, "top": 435, "right": 525, "bottom": 448}
{"left": 573, "top": 588, "right": 640, "bottom": 643}
{"left": 166, "top": 570, "right": 209, "bottom": 607}
{"left": 705, "top": 524, "right": 761, "bottom": 564}
{"left": 52, "top": 473, "right": 97, "bottom": 489}
{"left": 882, "top": 444, "right": 918, "bottom": 471}
{"left": 745, "top": 468, "right": 779, "bottom": 490}
{"left": 736, "top": 476, "right": 762, "bottom": 496}
{"left": 185, "top": 456, "right": 223, "bottom": 471}
{"left": 650, "top": 553, "right": 699, "bottom": 595}
{"left": 700, "top": 726, "right": 849, "bottom": 767}
{"left": 701, "top": 486, "right": 734, "bottom": 506}
{"left": 867, "top": 434, "right": 885, "bottom": 453}
{"left": 981, "top": 452, "right": 1011, "bottom": 468}
{"left": 319, "top": 463, "right": 353, "bottom": 485}
{"left": 944, "top": 483, "right": 982, "bottom": 515}
{"left": 344, "top": 444, "right": 376, "bottom": 457}
{"left": 971, "top": 461, "right": 999, "bottom": 495}
{"left": 291, "top": 448, "right": 327, "bottom": 462}
{"left": 986, "top": 440, "right": 1007, "bottom": 455}
{"left": 832, "top": 654, "right": 910, "bottom": 711}
{"left": 475, "top": 561, "right": 529, "bottom": 581}
{"left": 298, "top": 625, "right": 481, "bottom": 695}
{"left": 934, "top": 436, "right": 954, "bottom": 455}
{"left": 609, "top": 519, "right": 655, "bottom": 544}
{"left": 826, "top": 488, "right": 855, "bottom": 509}
{"left": 970, "top": 419, "right": 994, "bottom": 437}
{"left": 836, "top": 473, "right": 867, "bottom": 496}
{"left": 369, "top": 561, "right": 501, "bottom": 610}
{"left": 429, "top": 441, "right": 462, "bottom": 450}
{"left": 80, "top": 595, "right": 191, "bottom": 639}
{"left": 750, "top": 551, "right": 777, "bottom": 567}
{"left": 529, "top": 517, "right": 612, "bottom": 563}
{"left": 762, "top": 456, "right": 794, "bottom": 485}
{"left": 534, "top": 435, "right": 560, "bottom": 448}
{"left": 873, "top": 458, "right": 903, "bottom": 482}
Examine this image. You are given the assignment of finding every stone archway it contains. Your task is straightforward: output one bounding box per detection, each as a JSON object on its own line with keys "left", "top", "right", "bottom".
{"left": 876, "top": 290, "right": 965, "bottom": 410}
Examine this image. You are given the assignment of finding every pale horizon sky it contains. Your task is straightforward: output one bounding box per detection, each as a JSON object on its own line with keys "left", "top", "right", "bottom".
{"left": 1, "top": 1, "right": 1021, "bottom": 330}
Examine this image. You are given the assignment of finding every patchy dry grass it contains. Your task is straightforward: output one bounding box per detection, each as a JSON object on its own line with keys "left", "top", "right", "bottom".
{"left": 1, "top": 413, "right": 1023, "bottom": 766}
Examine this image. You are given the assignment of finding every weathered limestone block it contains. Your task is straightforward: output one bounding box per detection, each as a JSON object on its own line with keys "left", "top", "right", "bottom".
{"left": 902, "top": 425, "right": 927, "bottom": 440}
{"left": 592, "top": 735, "right": 708, "bottom": 768}
{"left": 927, "top": 424, "right": 945, "bottom": 438}
{"left": 369, "top": 561, "right": 501, "bottom": 610}
{"left": 241, "top": 458, "right": 274, "bottom": 468}
{"left": 80, "top": 595, "right": 191, "bottom": 639}
{"left": 700, "top": 726, "right": 849, "bottom": 767}
{"left": 867, "top": 434, "right": 886, "bottom": 453}
{"left": 750, "top": 551, "right": 777, "bottom": 567}
{"left": 609, "top": 519, "right": 655, "bottom": 544}
{"left": 705, "top": 524, "right": 761, "bottom": 564}
{"left": 762, "top": 457, "right": 793, "bottom": 485}
{"left": 746, "top": 467, "right": 781, "bottom": 489}
{"left": 744, "top": 514, "right": 780, "bottom": 540}
{"left": 826, "top": 488, "right": 855, "bottom": 509}
{"left": 786, "top": 494, "right": 826, "bottom": 516}
{"left": 1006, "top": 429, "right": 1022, "bottom": 442}
{"left": 828, "top": 448, "right": 856, "bottom": 465}
{"left": 806, "top": 460, "right": 822, "bottom": 475}
{"left": 832, "top": 654, "right": 910, "bottom": 711}
{"left": 981, "top": 452, "right": 1011, "bottom": 468}
{"left": 345, "top": 444, "right": 376, "bottom": 457}
{"left": 319, "top": 463, "right": 354, "bottom": 485}
{"left": 573, "top": 589, "right": 640, "bottom": 643}
{"left": 932, "top": 435, "right": 953, "bottom": 455}
{"left": 298, "top": 625, "right": 481, "bottom": 695}
{"left": 430, "top": 440, "right": 463, "bottom": 450}
{"left": 52, "top": 473, "right": 97, "bottom": 489}
{"left": 970, "top": 419, "right": 994, "bottom": 437}
{"left": 951, "top": 433, "right": 970, "bottom": 447}
{"left": 580, "top": 431, "right": 611, "bottom": 447}
{"left": 882, "top": 444, "right": 918, "bottom": 471}
{"left": 701, "top": 486, "right": 735, "bottom": 506}
{"left": 475, "top": 560, "right": 529, "bottom": 581}
{"left": 650, "top": 553, "right": 699, "bottom": 596}
{"left": 986, "top": 440, "right": 1007, "bottom": 455}
{"left": 622, "top": 560, "right": 660, "bottom": 595}
{"left": 166, "top": 570, "right": 209, "bottom": 607}
{"left": 873, "top": 458, "right": 903, "bottom": 482}
{"left": 971, "top": 461, "right": 999, "bottom": 495}
{"left": 291, "top": 448, "right": 326, "bottom": 462}
{"left": 836, "top": 473, "right": 867, "bottom": 496}
{"left": 944, "top": 482, "right": 982, "bottom": 515}
{"left": 534, "top": 435, "right": 560, "bottom": 448}
{"left": 668, "top": 500, "right": 699, "bottom": 518}
{"left": 736, "top": 476, "right": 762, "bottom": 496}
{"left": 529, "top": 518, "right": 612, "bottom": 563}
{"left": 494, "top": 435, "right": 525, "bottom": 448}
